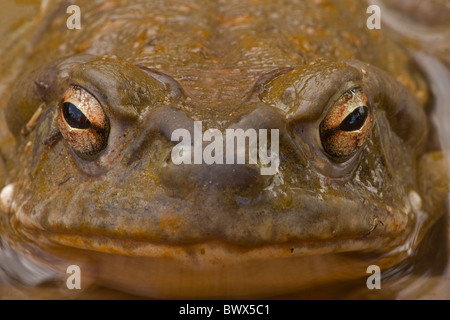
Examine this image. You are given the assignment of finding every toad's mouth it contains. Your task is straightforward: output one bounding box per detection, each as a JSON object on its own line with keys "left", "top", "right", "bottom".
{"left": 12, "top": 206, "right": 413, "bottom": 262}
{"left": 2, "top": 191, "right": 427, "bottom": 298}
{"left": 5, "top": 224, "right": 417, "bottom": 299}
{"left": 11, "top": 196, "right": 412, "bottom": 247}
{"left": 7, "top": 175, "right": 416, "bottom": 250}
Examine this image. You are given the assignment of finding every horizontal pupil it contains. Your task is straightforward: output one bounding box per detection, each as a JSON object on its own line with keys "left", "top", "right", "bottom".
{"left": 339, "top": 106, "right": 368, "bottom": 132}
{"left": 62, "top": 102, "right": 91, "bottom": 129}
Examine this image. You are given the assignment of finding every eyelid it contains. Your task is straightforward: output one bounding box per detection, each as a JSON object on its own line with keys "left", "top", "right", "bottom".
{"left": 4, "top": 54, "right": 96, "bottom": 138}
{"left": 68, "top": 57, "right": 168, "bottom": 121}
{"left": 344, "top": 59, "right": 427, "bottom": 150}
{"left": 257, "top": 61, "right": 363, "bottom": 123}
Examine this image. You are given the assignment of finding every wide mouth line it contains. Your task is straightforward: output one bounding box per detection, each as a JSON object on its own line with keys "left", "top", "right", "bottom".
{"left": 16, "top": 225, "right": 389, "bottom": 261}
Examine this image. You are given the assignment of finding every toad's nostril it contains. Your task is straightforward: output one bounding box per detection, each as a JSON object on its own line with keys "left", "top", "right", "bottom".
{"left": 145, "top": 106, "right": 195, "bottom": 141}
{"left": 159, "top": 161, "right": 268, "bottom": 196}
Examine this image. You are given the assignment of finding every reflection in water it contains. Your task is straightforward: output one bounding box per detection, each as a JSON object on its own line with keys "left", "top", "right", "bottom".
{"left": 0, "top": 0, "right": 449, "bottom": 299}
{"left": 0, "top": 238, "right": 57, "bottom": 286}
{"left": 374, "top": 0, "right": 450, "bottom": 299}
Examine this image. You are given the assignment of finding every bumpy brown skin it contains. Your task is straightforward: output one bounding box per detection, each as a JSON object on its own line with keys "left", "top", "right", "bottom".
{"left": 0, "top": 0, "right": 443, "bottom": 298}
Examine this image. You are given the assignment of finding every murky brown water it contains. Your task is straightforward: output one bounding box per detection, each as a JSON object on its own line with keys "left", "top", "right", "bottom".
{"left": 377, "top": 0, "right": 450, "bottom": 299}
{"left": 0, "top": 0, "right": 449, "bottom": 300}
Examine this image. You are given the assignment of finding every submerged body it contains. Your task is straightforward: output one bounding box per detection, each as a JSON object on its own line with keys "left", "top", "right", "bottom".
{"left": 0, "top": 0, "right": 448, "bottom": 298}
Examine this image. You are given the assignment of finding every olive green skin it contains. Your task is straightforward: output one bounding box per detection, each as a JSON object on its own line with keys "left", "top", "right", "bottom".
{"left": 0, "top": 0, "right": 445, "bottom": 298}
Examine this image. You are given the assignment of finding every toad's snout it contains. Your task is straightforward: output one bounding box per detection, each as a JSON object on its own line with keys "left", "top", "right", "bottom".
{"left": 147, "top": 105, "right": 284, "bottom": 193}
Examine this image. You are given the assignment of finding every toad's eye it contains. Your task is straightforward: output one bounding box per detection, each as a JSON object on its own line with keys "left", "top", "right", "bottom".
{"left": 62, "top": 101, "right": 91, "bottom": 129}
{"left": 58, "top": 86, "right": 110, "bottom": 160}
{"left": 319, "top": 87, "right": 373, "bottom": 160}
{"left": 339, "top": 106, "right": 369, "bottom": 132}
